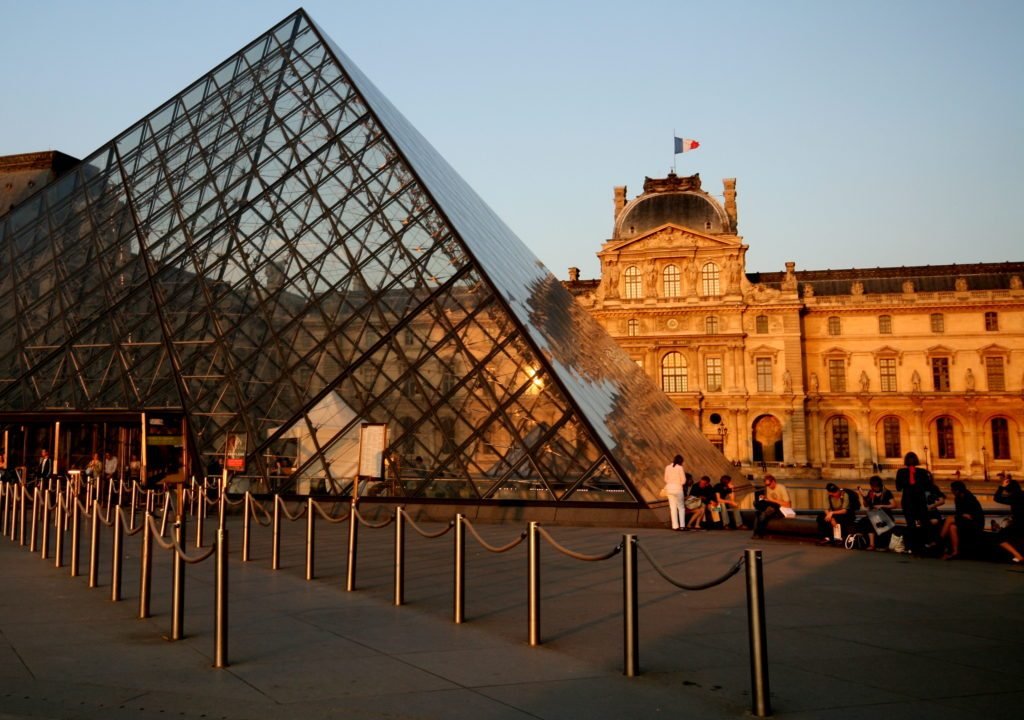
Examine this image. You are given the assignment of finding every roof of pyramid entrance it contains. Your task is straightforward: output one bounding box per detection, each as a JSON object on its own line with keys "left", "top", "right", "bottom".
{"left": 0, "top": 9, "right": 734, "bottom": 502}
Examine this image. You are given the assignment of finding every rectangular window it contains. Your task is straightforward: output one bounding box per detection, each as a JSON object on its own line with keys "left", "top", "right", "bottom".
{"left": 755, "top": 315, "right": 769, "bottom": 334}
{"left": 986, "top": 356, "right": 1005, "bottom": 391}
{"left": 828, "top": 359, "right": 846, "bottom": 392}
{"left": 879, "top": 358, "right": 897, "bottom": 392}
{"left": 756, "top": 357, "right": 772, "bottom": 392}
{"left": 930, "top": 313, "right": 945, "bottom": 333}
{"left": 931, "top": 357, "right": 950, "bottom": 392}
{"left": 705, "top": 357, "right": 723, "bottom": 392}
{"left": 985, "top": 312, "right": 999, "bottom": 331}
{"left": 992, "top": 418, "right": 1011, "bottom": 460}
{"left": 832, "top": 418, "right": 851, "bottom": 459}
{"left": 882, "top": 417, "right": 901, "bottom": 458}
{"left": 878, "top": 315, "right": 892, "bottom": 334}
{"left": 936, "top": 417, "right": 956, "bottom": 459}
{"left": 627, "top": 318, "right": 638, "bottom": 337}
{"left": 828, "top": 317, "right": 841, "bottom": 336}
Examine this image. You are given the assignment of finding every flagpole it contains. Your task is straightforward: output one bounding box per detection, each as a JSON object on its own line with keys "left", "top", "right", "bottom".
{"left": 672, "top": 129, "right": 676, "bottom": 174}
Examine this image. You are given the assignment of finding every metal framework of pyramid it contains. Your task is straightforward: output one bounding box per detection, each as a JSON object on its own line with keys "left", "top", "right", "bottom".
{"left": 0, "top": 10, "right": 731, "bottom": 505}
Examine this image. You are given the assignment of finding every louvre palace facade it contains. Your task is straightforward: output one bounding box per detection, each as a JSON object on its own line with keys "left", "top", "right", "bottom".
{"left": 565, "top": 172, "right": 1024, "bottom": 481}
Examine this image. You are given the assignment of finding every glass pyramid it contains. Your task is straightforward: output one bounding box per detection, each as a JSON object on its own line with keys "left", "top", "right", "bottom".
{"left": 0, "top": 10, "right": 732, "bottom": 505}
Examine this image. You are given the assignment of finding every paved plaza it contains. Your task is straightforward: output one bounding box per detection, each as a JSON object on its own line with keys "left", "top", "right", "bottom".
{"left": 1, "top": 508, "right": 1023, "bottom": 719}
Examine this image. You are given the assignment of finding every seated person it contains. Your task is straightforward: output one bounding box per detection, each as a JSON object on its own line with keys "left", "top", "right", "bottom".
{"left": 940, "top": 480, "right": 985, "bottom": 560}
{"left": 817, "top": 482, "right": 859, "bottom": 544}
{"left": 752, "top": 474, "right": 792, "bottom": 538}
{"left": 714, "top": 475, "right": 742, "bottom": 529}
{"left": 995, "top": 477, "right": 1024, "bottom": 563}
{"left": 686, "top": 475, "right": 716, "bottom": 528}
{"left": 857, "top": 476, "right": 896, "bottom": 550}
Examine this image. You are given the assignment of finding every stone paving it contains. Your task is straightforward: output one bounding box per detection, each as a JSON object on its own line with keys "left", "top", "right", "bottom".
{"left": 1, "top": 504, "right": 1023, "bottom": 719}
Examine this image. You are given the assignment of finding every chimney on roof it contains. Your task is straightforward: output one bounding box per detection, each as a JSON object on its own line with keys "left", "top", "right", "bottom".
{"left": 613, "top": 186, "right": 627, "bottom": 222}
{"left": 568, "top": 267, "right": 580, "bottom": 282}
{"left": 723, "top": 178, "right": 738, "bottom": 232}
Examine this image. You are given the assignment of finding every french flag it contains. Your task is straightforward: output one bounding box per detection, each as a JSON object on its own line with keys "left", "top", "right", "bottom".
{"left": 674, "top": 137, "right": 700, "bottom": 154}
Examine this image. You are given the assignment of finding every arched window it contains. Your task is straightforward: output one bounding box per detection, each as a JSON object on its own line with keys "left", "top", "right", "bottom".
{"left": 701, "top": 262, "right": 720, "bottom": 297}
{"left": 992, "top": 417, "right": 1011, "bottom": 460}
{"left": 882, "top": 416, "right": 901, "bottom": 458}
{"left": 705, "top": 316, "right": 719, "bottom": 335}
{"left": 936, "top": 416, "right": 956, "bottom": 459}
{"left": 627, "top": 318, "right": 639, "bottom": 336}
{"left": 661, "top": 352, "right": 688, "bottom": 393}
{"left": 831, "top": 417, "right": 851, "bottom": 459}
{"left": 623, "top": 266, "right": 642, "bottom": 299}
{"left": 662, "top": 265, "right": 681, "bottom": 297}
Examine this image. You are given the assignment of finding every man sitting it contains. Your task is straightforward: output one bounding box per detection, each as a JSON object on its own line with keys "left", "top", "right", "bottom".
{"left": 817, "top": 482, "right": 859, "bottom": 544}
{"left": 752, "top": 474, "right": 792, "bottom": 538}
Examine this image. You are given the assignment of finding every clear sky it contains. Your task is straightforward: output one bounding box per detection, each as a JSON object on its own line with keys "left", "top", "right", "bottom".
{"left": 2, "top": 0, "right": 1022, "bottom": 279}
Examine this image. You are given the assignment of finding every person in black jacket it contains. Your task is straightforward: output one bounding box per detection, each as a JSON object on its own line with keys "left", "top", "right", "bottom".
{"left": 940, "top": 481, "right": 985, "bottom": 560}
{"left": 994, "top": 477, "right": 1024, "bottom": 563}
{"left": 894, "top": 451, "right": 938, "bottom": 554}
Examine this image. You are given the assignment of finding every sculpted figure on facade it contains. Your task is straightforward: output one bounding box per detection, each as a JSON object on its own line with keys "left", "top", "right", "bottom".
{"left": 1011, "top": 275, "right": 1023, "bottom": 290}
{"left": 809, "top": 372, "right": 819, "bottom": 393}
{"left": 851, "top": 281, "right": 864, "bottom": 296}
{"left": 955, "top": 276, "right": 968, "bottom": 292}
{"left": 803, "top": 283, "right": 814, "bottom": 298}
{"left": 965, "top": 368, "right": 975, "bottom": 391}
{"left": 902, "top": 280, "right": 915, "bottom": 294}
{"left": 859, "top": 370, "right": 870, "bottom": 392}
{"left": 604, "top": 259, "right": 619, "bottom": 298}
{"left": 911, "top": 369, "right": 922, "bottom": 392}
{"left": 726, "top": 255, "right": 742, "bottom": 292}
{"left": 685, "top": 258, "right": 698, "bottom": 295}
{"left": 782, "top": 368, "right": 792, "bottom": 393}
{"left": 647, "top": 263, "right": 658, "bottom": 297}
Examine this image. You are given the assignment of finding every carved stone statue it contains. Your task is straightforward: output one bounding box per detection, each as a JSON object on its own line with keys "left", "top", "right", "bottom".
{"left": 809, "top": 372, "right": 819, "bottom": 393}
{"left": 727, "top": 256, "right": 742, "bottom": 291}
{"left": 955, "top": 276, "right": 968, "bottom": 292}
{"left": 1011, "top": 275, "right": 1023, "bottom": 290}
{"left": 647, "top": 263, "right": 658, "bottom": 296}
{"left": 859, "top": 370, "right": 870, "bottom": 392}
{"left": 851, "top": 281, "right": 864, "bottom": 296}
{"left": 911, "top": 370, "right": 921, "bottom": 392}
{"left": 803, "top": 283, "right": 815, "bottom": 298}
{"left": 965, "top": 368, "right": 975, "bottom": 391}
{"left": 686, "top": 259, "right": 699, "bottom": 294}
{"left": 782, "top": 368, "right": 792, "bottom": 393}
{"left": 604, "top": 260, "right": 619, "bottom": 298}
{"left": 902, "top": 280, "right": 915, "bottom": 294}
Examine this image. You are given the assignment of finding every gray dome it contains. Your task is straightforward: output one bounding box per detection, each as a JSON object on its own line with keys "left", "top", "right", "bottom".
{"left": 617, "top": 192, "right": 727, "bottom": 238}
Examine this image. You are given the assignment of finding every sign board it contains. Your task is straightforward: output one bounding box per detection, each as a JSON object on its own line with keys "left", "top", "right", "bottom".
{"left": 357, "top": 423, "right": 387, "bottom": 479}
{"left": 225, "top": 432, "right": 246, "bottom": 471}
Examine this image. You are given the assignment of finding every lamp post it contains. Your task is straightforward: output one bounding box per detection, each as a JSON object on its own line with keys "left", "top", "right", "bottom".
{"left": 717, "top": 424, "right": 729, "bottom": 458}
{"left": 982, "top": 445, "right": 989, "bottom": 482}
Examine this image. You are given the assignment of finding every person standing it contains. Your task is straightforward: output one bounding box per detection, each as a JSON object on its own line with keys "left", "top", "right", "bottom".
{"left": 663, "top": 454, "right": 686, "bottom": 531}
{"left": 37, "top": 449, "right": 52, "bottom": 485}
{"left": 895, "top": 451, "right": 936, "bottom": 554}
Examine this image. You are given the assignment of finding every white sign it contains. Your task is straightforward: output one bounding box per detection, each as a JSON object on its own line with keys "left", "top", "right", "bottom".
{"left": 357, "top": 423, "right": 387, "bottom": 479}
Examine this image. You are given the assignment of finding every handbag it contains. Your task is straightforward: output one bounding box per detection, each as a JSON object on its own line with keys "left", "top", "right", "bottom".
{"left": 684, "top": 495, "right": 703, "bottom": 510}
{"left": 867, "top": 509, "right": 896, "bottom": 534}
{"left": 658, "top": 487, "right": 668, "bottom": 498}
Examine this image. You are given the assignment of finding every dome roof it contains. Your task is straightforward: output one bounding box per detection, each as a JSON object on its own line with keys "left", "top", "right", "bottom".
{"left": 616, "top": 191, "right": 728, "bottom": 239}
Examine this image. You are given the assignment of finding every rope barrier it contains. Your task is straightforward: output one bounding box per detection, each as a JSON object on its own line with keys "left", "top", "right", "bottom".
{"left": 145, "top": 516, "right": 216, "bottom": 564}
{"left": 635, "top": 541, "right": 745, "bottom": 591}
{"left": 248, "top": 497, "right": 273, "bottom": 527}
{"left": 95, "top": 504, "right": 115, "bottom": 528}
{"left": 116, "top": 506, "right": 145, "bottom": 537}
{"left": 353, "top": 506, "right": 394, "bottom": 529}
{"left": 405, "top": 515, "right": 455, "bottom": 539}
{"left": 463, "top": 518, "right": 528, "bottom": 553}
{"left": 277, "top": 499, "right": 307, "bottom": 521}
{"left": 536, "top": 526, "right": 622, "bottom": 562}
{"left": 310, "top": 499, "right": 351, "bottom": 524}
{"left": 219, "top": 493, "right": 245, "bottom": 507}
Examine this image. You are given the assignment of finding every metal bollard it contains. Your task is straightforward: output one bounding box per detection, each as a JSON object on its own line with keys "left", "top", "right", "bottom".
{"left": 306, "top": 497, "right": 315, "bottom": 581}
{"left": 54, "top": 493, "right": 65, "bottom": 568}
{"left": 70, "top": 496, "right": 81, "bottom": 576}
{"left": 215, "top": 527, "right": 229, "bottom": 668}
{"left": 171, "top": 521, "right": 185, "bottom": 641}
{"left": 623, "top": 534, "right": 639, "bottom": 677}
{"left": 195, "top": 485, "right": 205, "bottom": 548}
{"left": 454, "top": 513, "right": 466, "bottom": 623}
{"left": 29, "top": 488, "right": 40, "bottom": 553}
{"left": 394, "top": 506, "right": 405, "bottom": 606}
{"left": 1, "top": 483, "right": 8, "bottom": 537}
{"left": 40, "top": 489, "right": 51, "bottom": 559}
{"left": 745, "top": 548, "right": 772, "bottom": 718}
{"left": 111, "top": 506, "right": 124, "bottom": 602}
{"left": 130, "top": 483, "right": 138, "bottom": 531}
{"left": 272, "top": 495, "right": 281, "bottom": 570}
{"left": 139, "top": 512, "right": 152, "bottom": 619}
{"left": 89, "top": 500, "right": 101, "bottom": 588}
{"left": 242, "top": 492, "right": 251, "bottom": 562}
{"left": 19, "top": 484, "right": 27, "bottom": 546}
{"left": 345, "top": 498, "right": 358, "bottom": 591}
{"left": 528, "top": 521, "right": 541, "bottom": 646}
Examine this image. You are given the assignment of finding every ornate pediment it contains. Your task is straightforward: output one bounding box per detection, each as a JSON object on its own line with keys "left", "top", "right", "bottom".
{"left": 602, "top": 223, "right": 740, "bottom": 257}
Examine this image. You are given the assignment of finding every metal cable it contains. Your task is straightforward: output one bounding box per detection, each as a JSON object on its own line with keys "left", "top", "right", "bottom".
{"left": 536, "top": 526, "right": 622, "bottom": 562}
{"left": 404, "top": 515, "right": 455, "bottom": 539}
{"left": 277, "top": 498, "right": 308, "bottom": 521}
{"left": 463, "top": 518, "right": 528, "bottom": 553}
{"left": 310, "top": 499, "right": 351, "bottom": 524}
{"left": 144, "top": 516, "right": 216, "bottom": 564}
{"left": 353, "top": 507, "right": 394, "bottom": 529}
{"left": 635, "top": 540, "right": 745, "bottom": 591}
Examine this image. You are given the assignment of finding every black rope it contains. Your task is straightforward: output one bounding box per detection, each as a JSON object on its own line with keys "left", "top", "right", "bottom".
{"left": 636, "top": 540, "right": 745, "bottom": 590}
{"left": 536, "top": 526, "right": 622, "bottom": 562}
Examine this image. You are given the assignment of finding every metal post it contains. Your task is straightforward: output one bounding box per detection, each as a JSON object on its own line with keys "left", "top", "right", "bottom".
{"left": 19, "top": 484, "right": 27, "bottom": 546}
{"left": 171, "top": 521, "right": 185, "bottom": 641}
{"left": 89, "top": 500, "right": 101, "bottom": 588}
{"left": 130, "top": 482, "right": 138, "bottom": 531}
{"left": 139, "top": 512, "right": 152, "bottom": 619}
{"left": 40, "top": 489, "right": 51, "bottom": 559}
{"left": 745, "top": 548, "right": 771, "bottom": 718}
{"left": 70, "top": 495, "right": 81, "bottom": 577}
{"left": 242, "top": 492, "right": 251, "bottom": 562}
{"left": 454, "top": 513, "right": 465, "bottom": 624}
{"left": 111, "top": 506, "right": 124, "bottom": 602}
{"left": 528, "top": 521, "right": 541, "bottom": 646}
{"left": 195, "top": 484, "right": 205, "bottom": 549}
{"left": 345, "top": 498, "right": 358, "bottom": 592}
{"left": 393, "top": 506, "right": 405, "bottom": 606}
{"left": 29, "top": 488, "right": 40, "bottom": 552}
{"left": 214, "top": 527, "right": 229, "bottom": 668}
{"left": 272, "top": 495, "right": 281, "bottom": 570}
{"left": 54, "top": 492, "right": 65, "bottom": 568}
{"left": 305, "top": 497, "right": 315, "bottom": 581}
{"left": 1, "top": 483, "right": 8, "bottom": 537}
{"left": 159, "top": 493, "right": 170, "bottom": 537}
{"left": 623, "top": 534, "right": 639, "bottom": 677}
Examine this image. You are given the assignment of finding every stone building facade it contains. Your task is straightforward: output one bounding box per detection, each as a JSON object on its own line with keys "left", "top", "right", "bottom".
{"left": 566, "top": 172, "right": 1024, "bottom": 481}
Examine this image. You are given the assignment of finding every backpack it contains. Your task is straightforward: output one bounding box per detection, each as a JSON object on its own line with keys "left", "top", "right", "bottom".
{"left": 845, "top": 488, "right": 861, "bottom": 513}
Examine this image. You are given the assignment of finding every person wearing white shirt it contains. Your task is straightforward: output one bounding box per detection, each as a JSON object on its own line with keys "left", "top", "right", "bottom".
{"left": 663, "top": 454, "right": 687, "bottom": 531}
